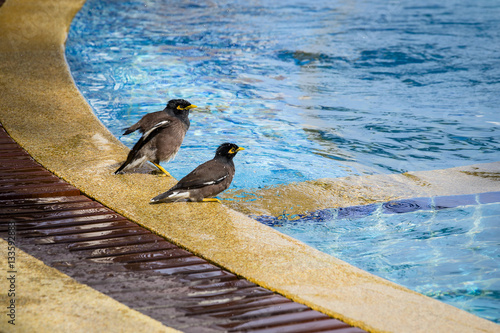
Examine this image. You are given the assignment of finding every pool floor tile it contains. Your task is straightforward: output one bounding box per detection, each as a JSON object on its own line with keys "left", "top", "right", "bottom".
{"left": 382, "top": 197, "right": 432, "bottom": 214}
{"left": 434, "top": 194, "right": 477, "bottom": 209}
{"left": 478, "top": 191, "right": 500, "bottom": 204}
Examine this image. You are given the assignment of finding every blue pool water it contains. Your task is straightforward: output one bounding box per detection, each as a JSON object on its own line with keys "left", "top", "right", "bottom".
{"left": 66, "top": 0, "right": 500, "bottom": 323}
{"left": 258, "top": 192, "right": 500, "bottom": 323}
{"left": 66, "top": 0, "right": 500, "bottom": 190}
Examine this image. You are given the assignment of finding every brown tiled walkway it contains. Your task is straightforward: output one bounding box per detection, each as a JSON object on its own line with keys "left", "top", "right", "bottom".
{"left": 0, "top": 123, "right": 366, "bottom": 333}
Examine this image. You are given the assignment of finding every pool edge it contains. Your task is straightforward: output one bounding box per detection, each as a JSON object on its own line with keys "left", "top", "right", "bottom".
{"left": 0, "top": 1, "right": 499, "bottom": 332}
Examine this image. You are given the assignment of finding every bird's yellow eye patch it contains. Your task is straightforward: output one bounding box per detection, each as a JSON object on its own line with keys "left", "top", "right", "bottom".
{"left": 229, "top": 147, "right": 245, "bottom": 154}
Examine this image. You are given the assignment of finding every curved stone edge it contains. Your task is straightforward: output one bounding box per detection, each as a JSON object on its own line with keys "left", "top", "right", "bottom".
{"left": 0, "top": 1, "right": 498, "bottom": 332}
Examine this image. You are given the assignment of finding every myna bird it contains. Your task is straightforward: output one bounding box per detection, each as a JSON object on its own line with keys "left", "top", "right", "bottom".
{"left": 150, "top": 143, "right": 244, "bottom": 203}
{"left": 115, "top": 99, "right": 197, "bottom": 176}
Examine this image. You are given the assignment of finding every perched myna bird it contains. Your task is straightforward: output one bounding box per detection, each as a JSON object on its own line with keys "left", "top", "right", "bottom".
{"left": 115, "top": 99, "right": 197, "bottom": 176}
{"left": 150, "top": 143, "right": 244, "bottom": 203}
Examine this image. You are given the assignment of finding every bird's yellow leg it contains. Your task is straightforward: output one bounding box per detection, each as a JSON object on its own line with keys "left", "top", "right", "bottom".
{"left": 152, "top": 163, "right": 172, "bottom": 177}
{"left": 202, "top": 198, "right": 221, "bottom": 203}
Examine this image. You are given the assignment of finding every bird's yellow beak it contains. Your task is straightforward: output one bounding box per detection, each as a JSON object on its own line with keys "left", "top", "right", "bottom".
{"left": 236, "top": 147, "right": 245, "bottom": 151}
{"left": 177, "top": 104, "right": 198, "bottom": 111}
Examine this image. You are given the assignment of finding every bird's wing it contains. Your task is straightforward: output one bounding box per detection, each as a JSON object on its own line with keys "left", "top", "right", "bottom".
{"left": 173, "top": 160, "right": 230, "bottom": 190}
{"left": 115, "top": 117, "right": 175, "bottom": 174}
{"left": 122, "top": 111, "right": 166, "bottom": 135}
{"left": 129, "top": 119, "right": 173, "bottom": 154}
{"left": 123, "top": 123, "right": 140, "bottom": 135}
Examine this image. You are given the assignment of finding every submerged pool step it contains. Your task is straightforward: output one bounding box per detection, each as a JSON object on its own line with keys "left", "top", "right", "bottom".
{"left": 0, "top": 123, "right": 366, "bottom": 333}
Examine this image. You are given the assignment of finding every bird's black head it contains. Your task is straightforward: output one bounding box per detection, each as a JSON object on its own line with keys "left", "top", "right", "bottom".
{"left": 215, "top": 143, "right": 245, "bottom": 160}
{"left": 165, "top": 99, "right": 197, "bottom": 115}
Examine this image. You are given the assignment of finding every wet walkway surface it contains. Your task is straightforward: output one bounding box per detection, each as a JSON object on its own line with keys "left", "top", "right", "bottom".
{"left": 0, "top": 123, "right": 366, "bottom": 332}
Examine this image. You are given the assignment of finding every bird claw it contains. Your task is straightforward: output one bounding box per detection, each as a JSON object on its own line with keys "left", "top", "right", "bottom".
{"left": 202, "top": 198, "right": 221, "bottom": 203}
{"left": 152, "top": 163, "right": 172, "bottom": 177}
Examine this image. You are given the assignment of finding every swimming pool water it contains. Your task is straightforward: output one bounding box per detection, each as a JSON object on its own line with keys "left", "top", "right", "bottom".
{"left": 65, "top": 0, "right": 500, "bottom": 324}
{"left": 66, "top": 0, "right": 500, "bottom": 190}
{"left": 258, "top": 193, "right": 500, "bottom": 323}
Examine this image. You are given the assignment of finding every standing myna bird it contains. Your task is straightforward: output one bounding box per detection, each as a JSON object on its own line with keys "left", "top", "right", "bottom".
{"left": 115, "top": 99, "right": 197, "bottom": 176}
{"left": 150, "top": 143, "right": 244, "bottom": 203}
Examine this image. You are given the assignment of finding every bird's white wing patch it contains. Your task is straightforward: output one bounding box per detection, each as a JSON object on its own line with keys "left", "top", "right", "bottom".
{"left": 142, "top": 120, "right": 170, "bottom": 140}
{"left": 202, "top": 175, "right": 227, "bottom": 186}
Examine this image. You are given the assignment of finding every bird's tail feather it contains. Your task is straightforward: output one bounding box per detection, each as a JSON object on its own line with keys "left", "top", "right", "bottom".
{"left": 123, "top": 128, "right": 134, "bottom": 135}
{"left": 114, "top": 154, "right": 147, "bottom": 174}
{"left": 114, "top": 163, "right": 127, "bottom": 174}
{"left": 123, "top": 123, "right": 140, "bottom": 135}
{"left": 150, "top": 190, "right": 190, "bottom": 204}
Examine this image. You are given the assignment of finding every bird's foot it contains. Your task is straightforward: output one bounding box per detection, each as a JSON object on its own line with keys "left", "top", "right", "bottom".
{"left": 151, "top": 171, "right": 170, "bottom": 177}
{"left": 152, "top": 163, "right": 172, "bottom": 177}
{"left": 202, "top": 198, "right": 221, "bottom": 203}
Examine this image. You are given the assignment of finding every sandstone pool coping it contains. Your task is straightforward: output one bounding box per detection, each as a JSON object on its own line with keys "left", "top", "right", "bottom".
{"left": 0, "top": 0, "right": 499, "bottom": 332}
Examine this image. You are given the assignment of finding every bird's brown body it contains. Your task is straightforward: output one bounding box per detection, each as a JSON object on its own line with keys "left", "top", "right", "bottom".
{"left": 150, "top": 143, "right": 244, "bottom": 203}
{"left": 115, "top": 99, "right": 196, "bottom": 175}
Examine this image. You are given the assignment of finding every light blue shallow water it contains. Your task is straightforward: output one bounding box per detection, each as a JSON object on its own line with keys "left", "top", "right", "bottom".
{"left": 66, "top": 0, "right": 500, "bottom": 323}
{"left": 258, "top": 196, "right": 500, "bottom": 323}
